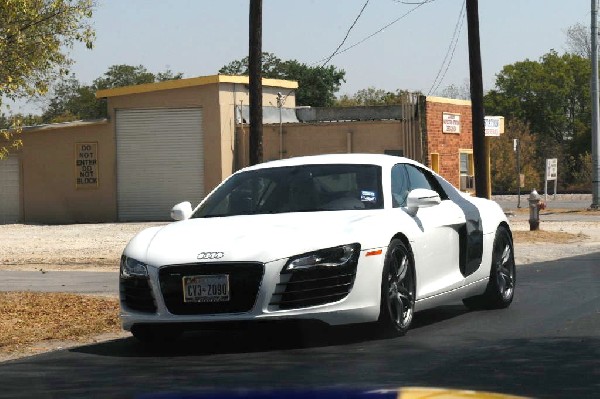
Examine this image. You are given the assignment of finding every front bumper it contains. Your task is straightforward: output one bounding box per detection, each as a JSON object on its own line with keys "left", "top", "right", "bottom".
{"left": 120, "top": 251, "right": 384, "bottom": 331}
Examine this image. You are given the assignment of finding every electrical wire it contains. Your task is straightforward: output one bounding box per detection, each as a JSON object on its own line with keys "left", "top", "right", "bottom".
{"left": 427, "top": 0, "right": 466, "bottom": 95}
{"left": 312, "top": 0, "right": 437, "bottom": 65}
{"left": 321, "top": 0, "right": 371, "bottom": 67}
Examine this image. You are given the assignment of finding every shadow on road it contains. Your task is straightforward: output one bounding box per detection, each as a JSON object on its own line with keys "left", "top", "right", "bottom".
{"left": 72, "top": 305, "right": 471, "bottom": 358}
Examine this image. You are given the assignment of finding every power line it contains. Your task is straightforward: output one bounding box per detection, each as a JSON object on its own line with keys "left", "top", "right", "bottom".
{"left": 321, "top": 0, "right": 370, "bottom": 68}
{"left": 312, "top": 0, "right": 437, "bottom": 65}
{"left": 428, "top": 1, "right": 466, "bottom": 95}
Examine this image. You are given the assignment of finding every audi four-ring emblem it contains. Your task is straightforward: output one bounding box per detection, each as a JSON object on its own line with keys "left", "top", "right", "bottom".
{"left": 197, "top": 251, "right": 225, "bottom": 260}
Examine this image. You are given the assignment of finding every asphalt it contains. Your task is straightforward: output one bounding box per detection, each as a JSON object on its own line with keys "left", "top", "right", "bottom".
{"left": 0, "top": 270, "right": 118, "bottom": 297}
{"left": 0, "top": 253, "right": 598, "bottom": 399}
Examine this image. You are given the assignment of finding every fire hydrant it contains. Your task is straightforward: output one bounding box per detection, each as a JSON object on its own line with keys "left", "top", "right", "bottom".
{"left": 528, "top": 189, "right": 542, "bottom": 231}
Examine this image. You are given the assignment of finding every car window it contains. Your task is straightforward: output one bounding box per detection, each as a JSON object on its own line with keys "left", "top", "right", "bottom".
{"left": 391, "top": 164, "right": 409, "bottom": 207}
{"left": 404, "top": 164, "right": 449, "bottom": 200}
{"left": 194, "top": 164, "right": 384, "bottom": 217}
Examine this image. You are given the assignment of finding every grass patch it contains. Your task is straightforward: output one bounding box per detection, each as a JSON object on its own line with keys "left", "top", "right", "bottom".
{"left": 0, "top": 292, "right": 120, "bottom": 355}
{"left": 513, "top": 230, "right": 587, "bottom": 244}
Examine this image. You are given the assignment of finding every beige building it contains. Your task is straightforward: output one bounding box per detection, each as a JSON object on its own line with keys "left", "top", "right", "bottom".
{"left": 0, "top": 74, "right": 489, "bottom": 225}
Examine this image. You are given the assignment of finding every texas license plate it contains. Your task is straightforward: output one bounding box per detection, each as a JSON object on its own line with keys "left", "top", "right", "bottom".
{"left": 183, "top": 275, "right": 230, "bottom": 303}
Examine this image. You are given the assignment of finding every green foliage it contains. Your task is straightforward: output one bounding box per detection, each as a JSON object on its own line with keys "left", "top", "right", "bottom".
{"left": 485, "top": 50, "right": 594, "bottom": 192}
{"left": 219, "top": 52, "right": 346, "bottom": 107}
{"left": 0, "top": 0, "right": 95, "bottom": 159}
{"left": 484, "top": 51, "right": 591, "bottom": 158}
{"left": 41, "top": 65, "right": 183, "bottom": 123}
{"left": 490, "top": 119, "right": 541, "bottom": 193}
{"left": 334, "top": 87, "right": 418, "bottom": 106}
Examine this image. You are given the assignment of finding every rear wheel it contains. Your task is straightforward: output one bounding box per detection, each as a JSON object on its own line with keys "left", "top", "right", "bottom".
{"left": 377, "top": 239, "right": 416, "bottom": 336}
{"left": 463, "top": 225, "right": 515, "bottom": 310}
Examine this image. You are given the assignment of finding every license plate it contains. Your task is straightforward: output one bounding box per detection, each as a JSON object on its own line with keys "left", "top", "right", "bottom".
{"left": 183, "top": 274, "right": 230, "bottom": 303}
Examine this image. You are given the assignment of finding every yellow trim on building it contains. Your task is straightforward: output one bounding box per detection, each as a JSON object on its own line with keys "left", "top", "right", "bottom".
{"left": 95, "top": 74, "right": 299, "bottom": 99}
{"left": 427, "top": 96, "right": 472, "bottom": 106}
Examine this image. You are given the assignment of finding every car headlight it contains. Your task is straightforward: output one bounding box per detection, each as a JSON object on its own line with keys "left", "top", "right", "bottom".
{"left": 120, "top": 255, "right": 149, "bottom": 278}
{"left": 284, "top": 243, "right": 361, "bottom": 272}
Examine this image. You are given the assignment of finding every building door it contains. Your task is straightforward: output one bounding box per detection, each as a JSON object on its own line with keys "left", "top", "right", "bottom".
{"left": 116, "top": 108, "right": 204, "bottom": 221}
{"left": 0, "top": 156, "right": 20, "bottom": 224}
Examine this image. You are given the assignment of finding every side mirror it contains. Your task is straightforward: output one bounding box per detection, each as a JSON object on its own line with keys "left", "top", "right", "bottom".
{"left": 171, "top": 201, "right": 193, "bottom": 221}
{"left": 406, "top": 188, "right": 441, "bottom": 217}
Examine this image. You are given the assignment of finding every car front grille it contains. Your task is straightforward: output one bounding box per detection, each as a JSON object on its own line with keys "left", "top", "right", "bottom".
{"left": 120, "top": 276, "right": 157, "bottom": 313}
{"left": 270, "top": 263, "right": 358, "bottom": 310}
{"left": 158, "top": 263, "right": 264, "bottom": 315}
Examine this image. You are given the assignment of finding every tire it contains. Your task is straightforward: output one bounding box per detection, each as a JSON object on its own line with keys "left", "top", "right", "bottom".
{"left": 463, "top": 225, "right": 516, "bottom": 310}
{"left": 131, "top": 324, "right": 183, "bottom": 345}
{"left": 377, "top": 239, "right": 416, "bottom": 337}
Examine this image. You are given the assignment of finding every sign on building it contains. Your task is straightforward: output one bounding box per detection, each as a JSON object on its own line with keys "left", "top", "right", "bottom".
{"left": 484, "top": 116, "right": 504, "bottom": 137}
{"left": 442, "top": 112, "right": 461, "bottom": 134}
{"left": 75, "top": 142, "right": 98, "bottom": 188}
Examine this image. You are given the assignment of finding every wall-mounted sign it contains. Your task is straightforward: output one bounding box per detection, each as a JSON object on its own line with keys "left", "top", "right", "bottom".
{"left": 484, "top": 116, "right": 505, "bottom": 137}
{"left": 442, "top": 112, "right": 461, "bottom": 134}
{"left": 75, "top": 142, "right": 98, "bottom": 188}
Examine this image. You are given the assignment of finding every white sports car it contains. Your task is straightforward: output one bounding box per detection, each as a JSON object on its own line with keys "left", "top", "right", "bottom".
{"left": 119, "top": 154, "right": 515, "bottom": 343}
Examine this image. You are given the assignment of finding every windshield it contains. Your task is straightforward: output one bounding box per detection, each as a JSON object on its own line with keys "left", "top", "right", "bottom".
{"left": 194, "top": 164, "right": 383, "bottom": 218}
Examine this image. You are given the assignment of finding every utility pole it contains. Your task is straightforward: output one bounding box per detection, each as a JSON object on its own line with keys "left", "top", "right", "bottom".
{"left": 249, "top": 0, "right": 263, "bottom": 166}
{"left": 466, "top": 0, "right": 489, "bottom": 198}
{"left": 591, "top": 0, "right": 600, "bottom": 208}
{"left": 515, "top": 138, "right": 521, "bottom": 208}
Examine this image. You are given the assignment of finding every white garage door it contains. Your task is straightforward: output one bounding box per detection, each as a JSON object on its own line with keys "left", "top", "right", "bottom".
{"left": 116, "top": 108, "right": 204, "bottom": 221}
{"left": 0, "top": 156, "right": 20, "bottom": 224}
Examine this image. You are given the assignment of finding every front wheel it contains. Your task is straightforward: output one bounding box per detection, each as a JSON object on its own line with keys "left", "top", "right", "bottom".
{"left": 463, "top": 225, "right": 516, "bottom": 310}
{"left": 377, "top": 239, "right": 416, "bottom": 337}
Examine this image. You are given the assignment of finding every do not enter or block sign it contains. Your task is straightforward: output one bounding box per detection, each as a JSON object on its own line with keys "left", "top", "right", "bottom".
{"left": 75, "top": 142, "right": 98, "bottom": 188}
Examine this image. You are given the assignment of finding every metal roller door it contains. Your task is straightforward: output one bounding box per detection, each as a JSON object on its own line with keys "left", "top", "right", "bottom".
{"left": 0, "top": 156, "right": 20, "bottom": 224}
{"left": 116, "top": 108, "right": 204, "bottom": 221}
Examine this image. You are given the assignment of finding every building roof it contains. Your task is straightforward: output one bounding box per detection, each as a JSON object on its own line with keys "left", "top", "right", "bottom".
{"left": 95, "top": 74, "right": 299, "bottom": 99}
{"left": 21, "top": 119, "right": 109, "bottom": 133}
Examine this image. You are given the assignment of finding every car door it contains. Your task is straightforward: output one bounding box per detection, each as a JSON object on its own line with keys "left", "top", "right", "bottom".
{"left": 391, "top": 163, "right": 466, "bottom": 299}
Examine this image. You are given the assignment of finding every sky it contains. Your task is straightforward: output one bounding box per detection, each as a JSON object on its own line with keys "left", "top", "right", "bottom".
{"left": 14, "top": 0, "right": 592, "bottom": 114}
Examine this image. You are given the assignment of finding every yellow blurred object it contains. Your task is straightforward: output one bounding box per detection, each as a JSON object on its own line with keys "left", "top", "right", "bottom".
{"left": 399, "top": 387, "right": 531, "bottom": 399}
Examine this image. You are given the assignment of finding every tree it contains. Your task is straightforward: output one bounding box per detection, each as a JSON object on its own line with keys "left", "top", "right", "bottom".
{"left": 219, "top": 52, "right": 345, "bottom": 107}
{"left": 564, "top": 22, "right": 591, "bottom": 59}
{"left": 0, "top": 0, "right": 95, "bottom": 159}
{"left": 437, "top": 80, "right": 470, "bottom": 100}
{"left": 42, "top": 65, "right": 184, "bottom": 122}
{"left": 334, "top": 87, "right": 417, "bottom": 106}
{"left": 484, "top": 51, "right": 591, "bottom": 160}
{"left": 92, "top": 64, "right": 182, "bottom": 90}
{"left": 42, "top": 77, "right": 103, "bottom": 122}
{"left": 489, "top": 119, "right": 541, "bottom": 193}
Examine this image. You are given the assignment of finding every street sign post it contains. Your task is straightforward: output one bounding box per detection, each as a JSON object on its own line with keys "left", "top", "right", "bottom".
{"left": 545, "top": 158, "right": 558, "bottom": 201}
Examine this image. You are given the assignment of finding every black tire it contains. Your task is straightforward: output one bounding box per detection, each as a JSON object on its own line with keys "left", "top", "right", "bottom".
{"left": 463, "top": 225, "right": 516, "bottom": 310}
{"left": 377, "top": 239, "right": 416, "bottom": 337}
{"left": 131, "top": 324, "right": 183, "bottom": 345}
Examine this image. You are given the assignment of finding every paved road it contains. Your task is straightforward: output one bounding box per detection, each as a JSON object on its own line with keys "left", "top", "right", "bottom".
{"left": 0, "top": 270, "right": 117, "bottom": 296}
{"left": 0, "top": 253, "right": 598, "bottom": 399}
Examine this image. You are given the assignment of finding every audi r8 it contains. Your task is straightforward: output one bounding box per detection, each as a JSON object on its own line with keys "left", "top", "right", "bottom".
{"left": 119, "top": 154, "right": 515, "bottom": 343}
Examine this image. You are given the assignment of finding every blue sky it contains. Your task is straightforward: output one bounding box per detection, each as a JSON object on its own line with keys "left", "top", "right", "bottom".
{"left": 16, "top": 0, "right": 591, "bottom": 113}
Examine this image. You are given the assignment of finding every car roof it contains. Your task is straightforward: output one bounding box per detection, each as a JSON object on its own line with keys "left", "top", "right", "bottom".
{"left": 240, "top": 153, "right": 424, "bottom": 172}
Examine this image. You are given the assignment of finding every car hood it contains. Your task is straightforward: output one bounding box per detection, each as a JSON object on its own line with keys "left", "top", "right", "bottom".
{"left": 135, "top": 211, "right": 383, "bottom": 266}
